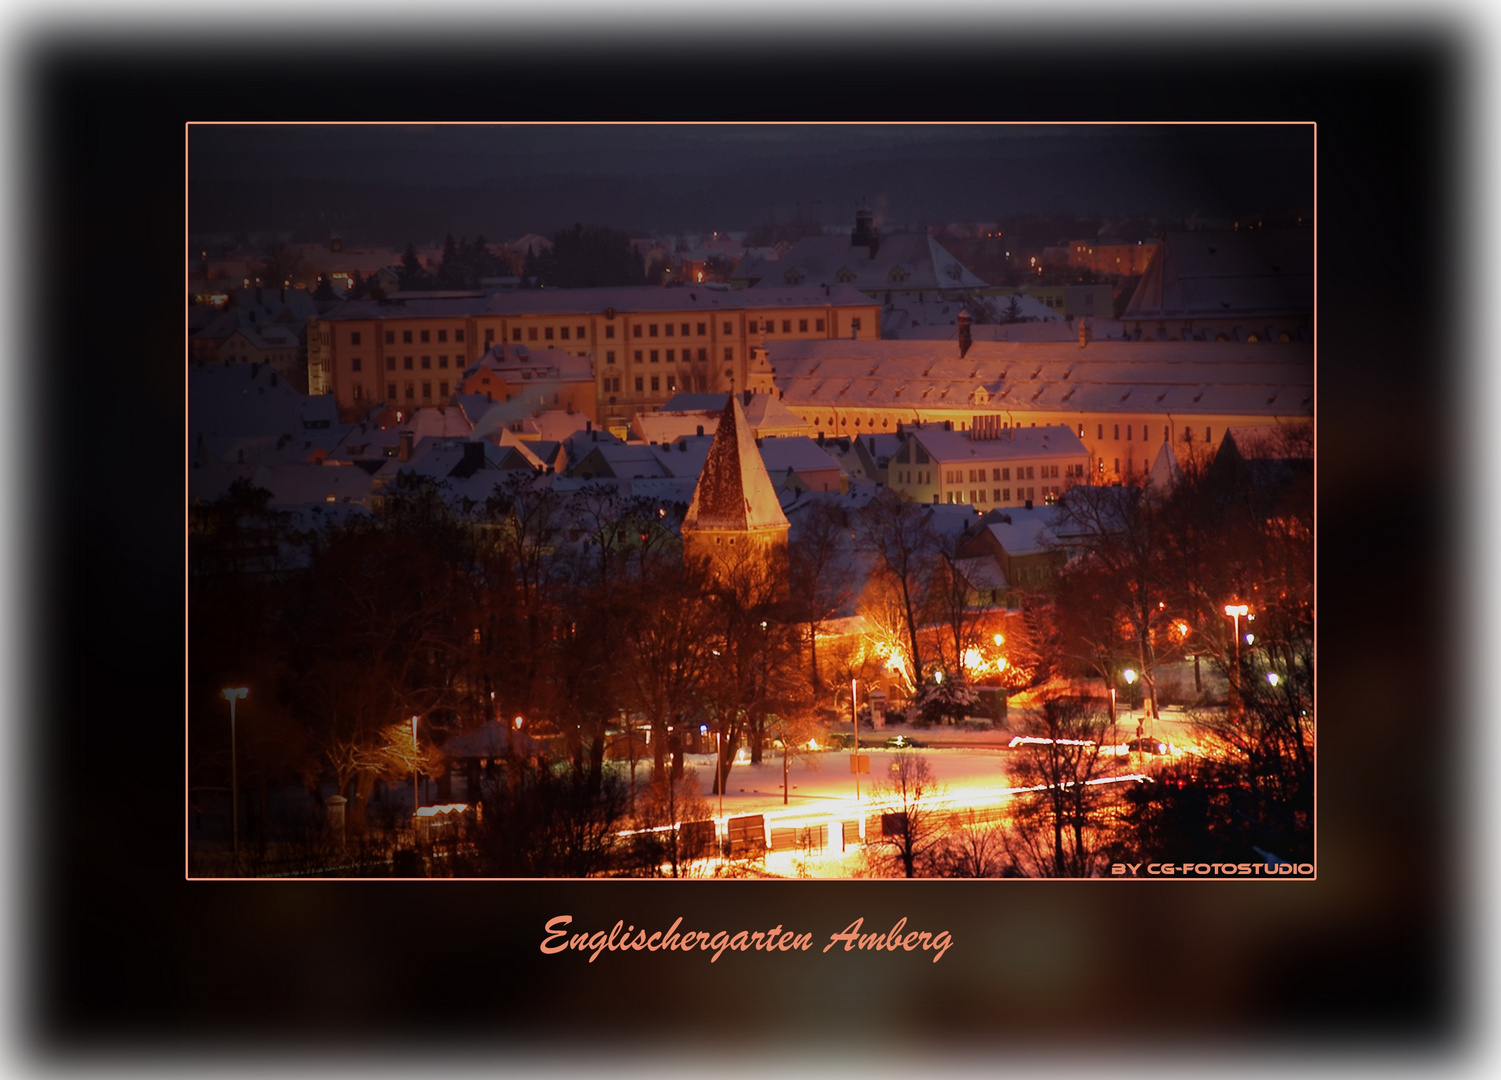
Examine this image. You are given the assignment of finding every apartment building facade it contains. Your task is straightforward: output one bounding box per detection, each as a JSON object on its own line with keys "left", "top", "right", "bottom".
{"left": 307, "top": 285, "right": 880, "bottom": 423}
{"left": 887, "top": 422, "right": 1090, "bottom": 509}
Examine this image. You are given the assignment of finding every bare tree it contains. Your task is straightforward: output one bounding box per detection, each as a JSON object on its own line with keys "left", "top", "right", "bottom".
{"left": 633, "top": 766, "right": 713, "bottom": 878}
{"left": 937, "top": 810, "right": 1009, "bottom": 877}
{"left": 857, "top": 489, "right": 941, "bottom": 687}
{"left": 787, "top": 501, "right": 856, "bottom": 692}
{"left": 1001, "top": 696, "right": 1117, "bottom": 877}
{"left": 867, "top": 750, "right": 948, "bottom": 878}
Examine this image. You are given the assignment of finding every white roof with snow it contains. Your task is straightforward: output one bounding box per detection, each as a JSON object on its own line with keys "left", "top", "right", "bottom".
{"left": 766, "top": 338, "right": 1313, "bottom": 418}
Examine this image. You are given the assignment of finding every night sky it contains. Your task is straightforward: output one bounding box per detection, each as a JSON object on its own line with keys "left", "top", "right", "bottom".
{"left": 188, "top": 123, "right": 1315, "bottom": 244}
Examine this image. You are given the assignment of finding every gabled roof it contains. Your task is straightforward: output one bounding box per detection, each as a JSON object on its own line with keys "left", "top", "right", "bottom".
{"left": 1122, "top": 229, "right": 1314, "bottom": 322}
{"left": 757, "top": 436, "right": 845, "bottom": 478}
{"left": 1146, "top": 440, "right": 1184, "bottom": 494}
{"left": 407, "top": 404, "right": 474, "bottom": 441}
{"left": 258, "top": 462, "right": 375, "bottom": 507}
{"left": 766, "top": 338, "right": 1313, "bottom": 418}
{"left": 571, "top": 443, "right": 671, "bottom": 480}
{"left": 682, "top": 394, "right": 789, "bottom": 532}
{"left": 980, "top": 507, "right": 1061, "bottom": 558}
{"left": 649, "top": 435, "right": 714, "bottom": 479}
{"left": 742, "top": 233, "right": 989, "bottom": 292}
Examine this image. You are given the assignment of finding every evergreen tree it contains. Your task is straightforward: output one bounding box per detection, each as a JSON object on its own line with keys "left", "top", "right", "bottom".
{"left": 398, "top": 242, "right": 430, "bottom": 290}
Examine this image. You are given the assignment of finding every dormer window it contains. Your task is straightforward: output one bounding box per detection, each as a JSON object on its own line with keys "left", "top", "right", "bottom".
{"left": 888, "top": 265, "right": 909, "bottom": 283}
{"left": 835, "top": 267, "right": 856, "bottom": 284}
{"left": 783, "top": 268, "right": 804, "bottom": 285}
{"left": 970, "top": 386, "right": 989, "bottom": 405}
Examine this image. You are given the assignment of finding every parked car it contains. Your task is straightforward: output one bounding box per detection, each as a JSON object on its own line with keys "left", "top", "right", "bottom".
{"left": 884, "top": 735, "right": 926, "bottom": 749}
{"left": 1123, "top": 736, "right": 1173, "bottom": 755}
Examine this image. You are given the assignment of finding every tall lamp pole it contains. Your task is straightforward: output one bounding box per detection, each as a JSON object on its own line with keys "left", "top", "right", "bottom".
{"left": 851, "top": 677, "right": 865, "bottom": 842}
{"left": 411, "top": 714, "right": 420, "bottom": 820}
{"left": 1225, "top": 604, "right": 1248, "bottom": 721}
{"left": 1123, "top": 669, "right": 1138, "bottom": 761}
{"left": 221, "top": 687, "right": 248, "bottom": 856}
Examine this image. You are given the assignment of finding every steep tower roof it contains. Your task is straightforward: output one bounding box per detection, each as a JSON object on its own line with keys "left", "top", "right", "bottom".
{"left": 683, "top": 394, "right": 789, "bottom": 532}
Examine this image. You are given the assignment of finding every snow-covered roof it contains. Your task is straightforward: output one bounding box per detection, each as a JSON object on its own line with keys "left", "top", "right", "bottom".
{"left": 906, "top": 423, "right": 1088, "bottom": 464}
{"left": 1146, "top": 440, "right": 1184, "bottom": 494}
{"left": 571, "top": 442, "right": 672, "bottom": 480}
{"left": 257, "top": 462, "right": 375, "bottom": 507}
{"left": 952, "top": 555, "right": 1009, "bottom": 593}
{"left": 406, "top": 404, "right": 474, "bottom": 440}
{"left": 464, "top": 344, "right": 593, "bottom": 383}
{"left": 882, "top": 291, "right": 1064, "bottom": 340}
{"left": 766, "top": 338, "right": 1313, "bottom": 418}
{"left": 682, "top": 394, "right": 789, "bottom": 533}
{"left": 1123, "top": 229, "right": 1314, "bottom": 322}
{"left": 741, "top": 233, "right": 988, "bottom": 292}
{"left": 318, "top": 284, "right": 875, "bottom": 322}
{"left": 758, "top": 436, "right": 845, "bottom": 478}
{"left": 979, "top": 505, "right": 1064, "bottom": 557}
{"left": 650, "top": 434, "right": 714, "bottom": 479}
{"left": 190, "top": 361, "right": 307, "bottom": 443}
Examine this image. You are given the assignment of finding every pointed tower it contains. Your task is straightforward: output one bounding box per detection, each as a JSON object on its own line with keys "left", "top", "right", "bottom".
{"left": 1146, "top": 439, "right": 1184, "bottom": 495}
{"left": 681, "top": 393, "right": 790, "bottom": 591}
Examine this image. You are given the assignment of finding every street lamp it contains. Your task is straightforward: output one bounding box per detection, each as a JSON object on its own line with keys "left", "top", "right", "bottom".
{"left": 1123, "top": 669, "right": 1139, "bottom": 759}
{"left": 411, "top": 715, "right": 420, "bottom": 819}
{"left": 1266, "top": 672, "right": 1281, "bottom": 688}
{"left": 221, "top": 687, "right": 248, "bottom": 857}
{"left": 1225, "top": 604, "right": 1249, "bottom": 720}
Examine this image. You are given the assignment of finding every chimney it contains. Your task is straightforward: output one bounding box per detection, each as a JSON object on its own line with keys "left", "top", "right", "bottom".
{"left": 398, "top": 431, "right": 413, "bottom": 462}
{"left": 696, "top": 424, "right": 704, "bottom": 436}
{"left": 945, "top": 420, "right": 953, "bottom": 431}
{"left": 586, "top": 420, "right": 592, "bottom": 432}
{"left": 743, "top": 389, "right": 752, "bottom": 406}
{"left": 852, "top": 206, "right": 875, "bottom": 248}
{"left": 957, "top": 309, "right": 973, "bottom": 359}
{"left": 1079, "top": 318, "right": 1092, "bottom": 348}
{"left": 462, "top": 440, "right": 485, "bottom": 472}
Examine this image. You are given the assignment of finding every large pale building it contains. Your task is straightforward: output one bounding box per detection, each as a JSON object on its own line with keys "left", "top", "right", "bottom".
{"left": 888, "top": 422, "right": 1090, "bottom": 509}
{"left": 764, "top": 335, "right": 1312, "bottom": 483}
{"left": 306, "top": 285, "right": 880, "bottom": 424}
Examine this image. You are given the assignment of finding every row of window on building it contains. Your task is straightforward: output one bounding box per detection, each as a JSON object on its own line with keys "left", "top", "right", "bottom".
{"left": 350, "top": 380, "right": 452, "bottom": 402}
{"left": 945, "top": 485, "right": 1063, "bottom": 506}
{"left": 1096, "top": 423, "right": 1215, "bottom": 444}
{"left": 348, "top": 329, "right": 467, "bottom": 346}
{"left": 349, "top": 355, "right": 461, "bottom": 373}
{"left": 943, "top": 464, "right": 1063, "bottom": 485}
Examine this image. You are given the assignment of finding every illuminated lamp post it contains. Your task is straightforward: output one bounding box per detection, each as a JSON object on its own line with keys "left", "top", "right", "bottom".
{"left": 1123, "top": 669, "right": 1139, "bottom": 760}
{"left": 411, "top": 715, "right": 420, "bottom": 821}
{"left": 1225, "top": 604, "right": 1249, "bottom": 721}
{"left": 221, "top": 687, "right": 248, "bottom": 857}
{"left": 851, "top": 678, "right": 860, "bottom": 803}
{"left": 1109, "top": 681, "right": 1117, "bottom": 758}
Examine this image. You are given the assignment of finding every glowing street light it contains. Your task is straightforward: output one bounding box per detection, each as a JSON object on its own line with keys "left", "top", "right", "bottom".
{"left": 221, "top": 687, "right": 248, "bottom": 857}
{"left": 1122, "top": 668, "right": 1141, "bottom": 749}
{"left": 1225, "top": 604, "right": 1249, "bottom": 720}
{"left": 1266, "top": 672, "right": 1281, "bottom": 688}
